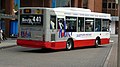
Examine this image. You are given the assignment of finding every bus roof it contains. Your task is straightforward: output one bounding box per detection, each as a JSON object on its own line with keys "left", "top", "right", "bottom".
{"left": 20, "top": 7, "right": 111, "bottom": 20}
{"left": 20, "top": 7, "right": 91, "bottom": 12}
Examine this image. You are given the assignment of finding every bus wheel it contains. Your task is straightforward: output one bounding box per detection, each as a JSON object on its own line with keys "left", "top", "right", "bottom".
{"left": 95, "top": 38, "right": 99, "bottom": 48}
{"left": 66, "top": 39, "right": 73, "bottom": 50}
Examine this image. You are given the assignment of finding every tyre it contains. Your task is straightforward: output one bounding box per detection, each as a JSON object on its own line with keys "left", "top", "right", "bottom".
{"left": 66, "top": 39, "right": 73, "bottom": 50}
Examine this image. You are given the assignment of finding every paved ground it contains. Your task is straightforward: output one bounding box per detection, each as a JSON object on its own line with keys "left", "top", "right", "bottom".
{"left": 0, "top": 35, "right": 118, "bottom": 67}
{"left": 0, "top": 38, "right": 16, "bottom": 49}
{"left": 104, "top": 35, "right": 118, "bottom": 67}
{"left": 0, "top": 41, "right": 111, "bottom": 67}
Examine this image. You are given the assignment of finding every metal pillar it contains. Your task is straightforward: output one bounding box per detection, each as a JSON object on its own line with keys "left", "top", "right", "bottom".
{"left": 18, "top": 0, "right": 20, "bottom": 8}
{"left": 118, "top": 0, "right": 120, "bottom": 67}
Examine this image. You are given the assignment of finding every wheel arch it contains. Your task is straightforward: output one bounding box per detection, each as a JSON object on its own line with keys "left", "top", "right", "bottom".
{"left": 67, "top": 38, "right": 74, "bottom": 48}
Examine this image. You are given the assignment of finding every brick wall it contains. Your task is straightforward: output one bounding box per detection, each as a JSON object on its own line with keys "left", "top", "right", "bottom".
{"left": 87, "top": 0, "right": 102, "bottom": 12}
{"left": 20, "top": 0, "right": 51, "bottom": 7}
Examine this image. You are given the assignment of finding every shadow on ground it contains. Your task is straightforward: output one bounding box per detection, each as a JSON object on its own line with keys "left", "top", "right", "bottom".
{"left": 20, "top": 45, "right": 110, "bottom": 53}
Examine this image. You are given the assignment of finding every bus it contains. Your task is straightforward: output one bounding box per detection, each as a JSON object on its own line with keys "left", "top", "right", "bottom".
{"left": 17, "top": 7, "right": 111, "bottom": 50}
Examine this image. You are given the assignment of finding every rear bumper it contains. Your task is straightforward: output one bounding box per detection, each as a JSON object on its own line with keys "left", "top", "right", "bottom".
{"left": 17, "top": 39, "right": 51, "bottom": 48}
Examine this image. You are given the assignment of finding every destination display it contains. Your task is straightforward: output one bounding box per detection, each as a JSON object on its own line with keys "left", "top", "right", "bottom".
{"left": 20, "top": 15, "right": 43, "bottom": 25}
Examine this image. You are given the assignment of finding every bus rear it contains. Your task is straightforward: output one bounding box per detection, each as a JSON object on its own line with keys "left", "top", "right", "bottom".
{"left": 17, "top": 8, "right": 47, "bottom": 48}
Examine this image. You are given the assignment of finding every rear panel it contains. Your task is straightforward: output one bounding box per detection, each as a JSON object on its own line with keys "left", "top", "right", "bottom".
{"left": 18, "top": 8, "right": 45, "bottom": 41}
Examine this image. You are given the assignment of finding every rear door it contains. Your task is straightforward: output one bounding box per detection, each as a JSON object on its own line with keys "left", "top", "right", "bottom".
{"left": 50, "top": 15, "right": 57, "bottom": 41}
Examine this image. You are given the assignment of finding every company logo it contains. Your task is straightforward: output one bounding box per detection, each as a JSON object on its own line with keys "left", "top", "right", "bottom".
{"left": 21, "top": 30, "right": 31, "bottom": 38}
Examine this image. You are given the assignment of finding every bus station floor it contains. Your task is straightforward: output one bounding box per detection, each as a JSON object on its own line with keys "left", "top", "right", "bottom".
{"left": 0, "top": 35, "right": 118, "bottom": 67}
{"left": 0, "top": 38, "right": 16, "bottom": 49}
{"left": 103, "top": 35, "right": 117, "bottom": 67}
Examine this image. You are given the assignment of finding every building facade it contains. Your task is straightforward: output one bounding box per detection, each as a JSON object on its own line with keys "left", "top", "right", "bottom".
{"left": 20, "top": 0, "right": 118, "bottom": 34}
{"left": 107, "top": 0, "right": 118, "bottom": 34}
{"left": 0, "top": 0, "right": 118, "bottom": 37}
{"left": 102, "top": 0, "right": 118, "bottom": 34}
{"left": 80, "top": 0, "right": 118, "bottom": 34}
{"left": 0, "top": 0, "right": 15, "bottom": 37}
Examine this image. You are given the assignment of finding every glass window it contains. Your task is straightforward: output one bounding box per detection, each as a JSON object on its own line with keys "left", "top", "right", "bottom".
{"left": 66, "top": 17, "right": 77, "bottom": 32}
{"left": 85, "top": 18, "right": 94, "bottom": 32}
{"left": 57, "top": 18, "right": 64, "bottom": 29}
{"left": 83, "top": 0, "right": 88, "bottom": 8}
{"left": 0, "top": 20, "right": 5, "bottom": 31}
{"left": 0, "top": 0, "right": 1, "bottom": 10}
{"left": 102, "top": 19, "right": 109, "bottom": 32}
{"left": 108, "top": 3, "right": 111, "bottom": 8}
{"left": 78, "top": 17, "right": 84, "bottom": 32}
{"left": 20, "top": 0, "right": 31, "bottom": 7}
{"left": 56, "top": 0, "right": 71, "bottom": 7}
{"left": 112, "top": 3, "right": 115, "bottom": 9}
{"left": 50, "top": 16, "right": 56, "bottom": 29}
{"left": 95, "top": 19, "right": 101, "bottom": 32}
{"left": 102, "top": 3, "right": 107, "bottom": 8}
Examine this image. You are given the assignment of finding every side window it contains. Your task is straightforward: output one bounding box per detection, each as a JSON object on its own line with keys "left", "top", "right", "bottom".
{"left": 50, "top": 16, "right": 56, "bottom": 29}
{"left": 57, "top": 18, "right": 64, "bottom": 29}
{"left": 85, "top": 18, "right": 94, "bottom": 32}
{"left": 102, "top": 19, "right": 109, "bottom": 32}
{"left": 66, "top": 17, "right": 77, "bottom": 32}
{"left": 95, "top": 19, "right": 101, "bottom": 32}
{"left": 78, "top": 17, "right": 84, "bottom": 32}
